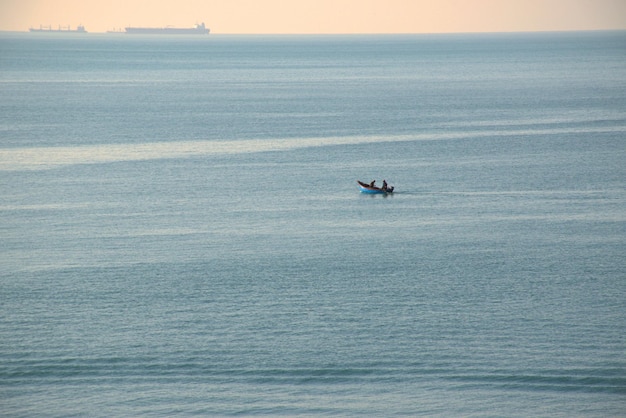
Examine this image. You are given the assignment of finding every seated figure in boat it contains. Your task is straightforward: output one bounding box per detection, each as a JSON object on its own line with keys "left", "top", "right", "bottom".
{"left": 370, "top": 180, "right": 376, "bottom": 187}
{"left": 382, "top": 180, "right": 388, "bottom": 191}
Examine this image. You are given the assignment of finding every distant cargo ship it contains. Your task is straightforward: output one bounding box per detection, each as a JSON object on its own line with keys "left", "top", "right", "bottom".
{"left": 124, "top": 22, "right": 209, "bottom": 35}
{"left": 29, "top": 25, "right": 87, "bottom": 33}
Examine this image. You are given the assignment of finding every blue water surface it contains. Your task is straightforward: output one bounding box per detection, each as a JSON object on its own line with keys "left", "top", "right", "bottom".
{"left": 1, "top": 31, "right": 625, "bottom": 416}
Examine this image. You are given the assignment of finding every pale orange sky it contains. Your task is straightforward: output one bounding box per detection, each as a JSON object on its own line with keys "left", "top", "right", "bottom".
{"left": 1, "top": 0, "right": 625, "bottom": 34}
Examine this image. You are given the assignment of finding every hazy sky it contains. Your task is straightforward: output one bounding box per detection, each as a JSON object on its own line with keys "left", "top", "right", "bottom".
{"left": 1, "top": 0, "right": 625, "bottom": 34}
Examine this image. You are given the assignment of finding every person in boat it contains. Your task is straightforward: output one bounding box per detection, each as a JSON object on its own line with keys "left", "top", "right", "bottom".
{"left": 382, "top": 180, "right": 388, "bottom": 191}
{"left": 369, "top": 180, "right": 376, "bottom": 187}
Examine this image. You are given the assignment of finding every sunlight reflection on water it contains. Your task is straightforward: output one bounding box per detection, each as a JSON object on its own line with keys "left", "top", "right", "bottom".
{"left": 1, "top": 125, "right": 620, "bottom": 171}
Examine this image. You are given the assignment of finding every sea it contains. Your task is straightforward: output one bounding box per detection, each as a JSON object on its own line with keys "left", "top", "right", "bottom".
{"left": 1, "top": 31, "right": 625, "bottom": 416}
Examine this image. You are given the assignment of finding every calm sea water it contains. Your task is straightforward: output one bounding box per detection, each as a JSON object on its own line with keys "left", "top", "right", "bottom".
{"left": 1, "top": 31, "right": 625, "bottom": 416}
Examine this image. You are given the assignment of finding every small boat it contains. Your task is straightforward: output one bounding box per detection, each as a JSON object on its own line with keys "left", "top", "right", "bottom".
{"left": 357, "top": 180, "right": 394, "bottom": 194}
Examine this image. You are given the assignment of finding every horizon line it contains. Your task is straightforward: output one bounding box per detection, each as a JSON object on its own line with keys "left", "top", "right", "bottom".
{"left": 4, "top": 28, "right": 626, "bottom": 35}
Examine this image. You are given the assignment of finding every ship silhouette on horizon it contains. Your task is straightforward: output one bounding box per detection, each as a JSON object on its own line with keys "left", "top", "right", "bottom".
{"left": 124, "top": 22, "right": 209, "bottom": 35}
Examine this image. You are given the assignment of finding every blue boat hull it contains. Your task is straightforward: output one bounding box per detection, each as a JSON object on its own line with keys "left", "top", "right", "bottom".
{"left": 359, "top": 185, "right": 387, "bottom": 194}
